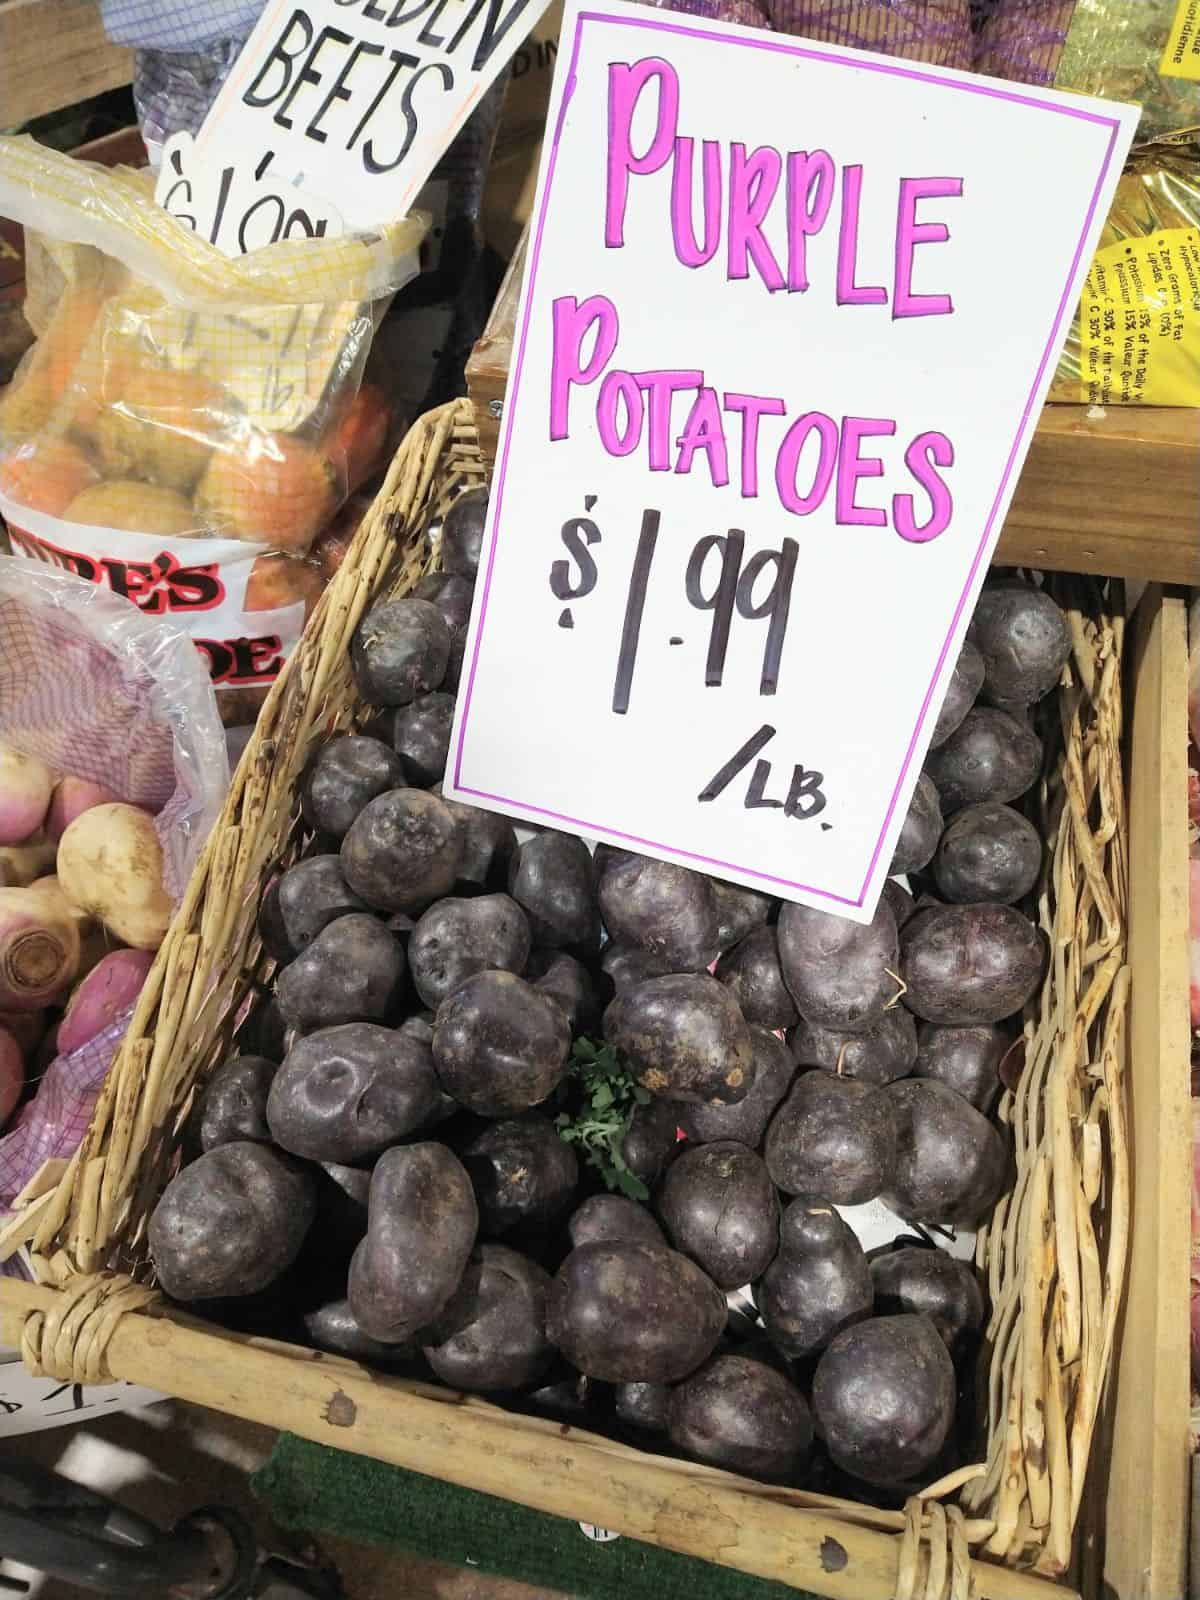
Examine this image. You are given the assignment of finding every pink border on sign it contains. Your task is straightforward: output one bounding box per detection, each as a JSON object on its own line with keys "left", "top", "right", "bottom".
{"left": 453, "top": 9, "right": 1124, "bottom": 909}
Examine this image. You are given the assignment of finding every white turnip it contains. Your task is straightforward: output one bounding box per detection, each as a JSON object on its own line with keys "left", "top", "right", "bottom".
{"left": 0, "top": 837, "right": 57, "bottom": 888}
{"left": 57, "top": 804, "right": 171, "bottom": 950}
{"left": 58, "top": 949, "right": 154, "bottom": 1056}
{"left": 0, "top": 744, "right": 53, "bottom": 846}
{"left": 45, "top": 777, "right": 120, "bottom": 843}
{"left": 0, "top": 885, "right": 81, "bottom": 1010}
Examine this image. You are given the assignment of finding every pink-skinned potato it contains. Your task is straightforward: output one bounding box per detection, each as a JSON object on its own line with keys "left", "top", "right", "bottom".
{"left": 777, "top": 898, "right": 899, "bottom": 1033}
{"left": 603, "top": 973, "right": 753, "bottom": 1105}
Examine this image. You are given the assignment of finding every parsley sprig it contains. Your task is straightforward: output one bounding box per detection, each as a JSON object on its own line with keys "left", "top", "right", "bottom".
{"left": 555, "top": 1037, "right": 652, "bottom": 1200}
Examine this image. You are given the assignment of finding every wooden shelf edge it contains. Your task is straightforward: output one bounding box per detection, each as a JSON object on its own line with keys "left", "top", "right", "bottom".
{"left": 0, "top": 0, "right": 132, "bottom": 130}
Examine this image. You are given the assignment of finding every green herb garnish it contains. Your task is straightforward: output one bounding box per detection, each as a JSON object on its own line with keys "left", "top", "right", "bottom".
{"left": 555, "top": 1037, "right": 652, "bottom": 1201}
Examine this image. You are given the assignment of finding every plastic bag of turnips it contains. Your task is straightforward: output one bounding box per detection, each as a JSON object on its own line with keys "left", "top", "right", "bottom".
{"left": 0, "top": 137, "right": 424, "bottom": 728}
{"left": 0, "top": 558, "right": 227, "bottom": 1231}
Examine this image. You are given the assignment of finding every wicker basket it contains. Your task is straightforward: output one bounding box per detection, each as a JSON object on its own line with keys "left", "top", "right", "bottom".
{"left": 0, "top": 400, "right": 1188, "bottom": 1600}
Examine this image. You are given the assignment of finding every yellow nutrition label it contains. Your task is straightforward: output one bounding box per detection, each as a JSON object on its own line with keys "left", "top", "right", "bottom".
{"left": 1161, "top": 0, "right": 1200, "bottom": 79}
{"left": 1078, "top": 228, "right": 1200, "bottom": 405}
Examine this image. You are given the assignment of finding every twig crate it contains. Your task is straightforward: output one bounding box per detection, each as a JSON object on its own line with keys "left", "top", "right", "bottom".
{"left": 0, "top": 400, "right": 1189, "bottom": 1600}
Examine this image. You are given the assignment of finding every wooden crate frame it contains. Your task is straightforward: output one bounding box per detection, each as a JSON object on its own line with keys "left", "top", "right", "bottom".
{"left": 0, "top": 0, "right": 131, "bottom": 131}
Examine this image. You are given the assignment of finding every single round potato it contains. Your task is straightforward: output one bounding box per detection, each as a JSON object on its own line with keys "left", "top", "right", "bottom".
{"left": 925, "top": 708, "right": 1042, "bottom": 814}
{"left": 441, "top": 487, "right": 488, "bottom": 577}
{"left": 870, "top": 1246, "right": 985, "bottom": 1346}
{"left": 883, "top": 879, "right": 917, "bottom": 928}
{"left": 765, "top": 1073, "right": 897, "bottom": 1205}
{"left": 900, "top": 902, "right": 1045, "bottom": 1024}
{"left": 267, "top": 1022, "right": 441, "bottom": 1164}
{"left": 657, "top": 1140, "right": 779, "bottom": 1289}
{"left": 621, "top": 1097, "right": 683, "bottom": 1184}
{"left": 430, "top": 784, "right": 516, "bottom": 889}
{"left": 889, "top": 775, "right": 943, "bottom": 877}
{"left": 813, "top": 1313, "right": 956, "bottom": 1486}
{"left": 507, "top": 832, "right": 598, "bottom": 949}
{"left": 302, "top": 1296, "right": 421, "bottom": 1365}
{"left": 414, "top": 572, "right": 473, "bottom": 689}
{"left": 969, "top": 583, "right": 1071, "bottom": 708}
{"left": 777, "top": 899, "right": 899, "bottom": 1033}
{"left": 790, "top": 1006, "right": 917, "bottom": 1087}
{"left": 302, "top": 736, "right": 404, "bottom": 840}
{"left": 614, "top": 1380, "right": 669, "bottom": 1433}
{"left": 433, "top": 970, "right": 570, "bottom": 1115}
{"left": 598, "top": 855, "right": 719, "bottom": 969}
{"left": 711, "top": 879, "right": 775, "bottom": 952}
{"left": 568, "top": 1194, "right": 665, "bottom": 1250}
{"left": 525, "top": 949, "right": 601, "bottom": 1033}
{"left": 668, "top": 1353, "right": 812, "bottom": 1481}
{"left": 756, "top": 1199, "right": 872, "bottom": 1360}
{"left": 276, "top": 914, "right": 405, "bottom": 1034}
{"left": 149, "top": 1142, "right": 315, "bottom": 1301}
{"left": 929, "top": 639, "right": 985, "bottom": 749}
{"left": 882, "top": 1078, "right": 1008, "bottom": 1226}
{"left": 604, "top": 974, "right": 753, "bottom": 1105}
{"left": 408, "top": 893, "right": 531, "bottom": 1009}
{"left": 914, "top": 1021, "right": 1007, "bottom": 1112}
{"left": 423, "top": 1244, "right": 553, "bottom": 1391}
{"left": 546, "top": 1240, "right": 725, "bottom": 1381}
{"left": 464, "top": 1113, "right": 579, "bottom": 1235}
{"left": 678, "top": 1025, "right": 794, "bottom": 1148}
{"left": 715, "top": 926, "right": 798, "bottom": 1029}
{"left": 349, "top": 1142, "right": 478, "bottom": 1342}
{"left": 600, "top": 943, "right": 677, "bottom": 992}
{"left": 199, "top": 1055, "right": 276, "bottom": 1152}
{"left": 933, "top": 803, "right": 1042, "bottom": 905}
{"left": 392, "top": 691, "right": 456, "bottom": 788}
{"left": 351, "top": 598, "right": 449, "bottom": 706}
{"left": 341, "top": 788, "right": 463, "bottom": 913}
{"left": 275, "top": 856, "right": 369, "bottom": 953}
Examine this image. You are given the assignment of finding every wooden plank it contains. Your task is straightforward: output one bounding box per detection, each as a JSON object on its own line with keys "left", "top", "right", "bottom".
{"left": 0, "top": 1279, "right": 1075, "bottom": 1600}
{"left": 998, "top": 408, "right": 1200, "bottom": 586}
{"left": 1103, "top": 589, "right": 1192, "bottom": 1600}
{"left": 0, "top": 0, "right": 132, "bottom": 130}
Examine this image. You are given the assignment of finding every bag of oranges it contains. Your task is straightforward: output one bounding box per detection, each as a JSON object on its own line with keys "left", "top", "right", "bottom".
{"left": 0, "top": 137, "right": 427, "bottom": 724}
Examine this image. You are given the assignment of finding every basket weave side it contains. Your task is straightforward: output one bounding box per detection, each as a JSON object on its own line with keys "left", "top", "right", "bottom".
{"left": 0, "top": 408, "right": 1129, "bottom": 1587}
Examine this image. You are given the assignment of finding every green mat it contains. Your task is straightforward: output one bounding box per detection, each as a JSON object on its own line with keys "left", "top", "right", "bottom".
{"left": 253, "top": 1434, "right": 824, "bottom": 1600}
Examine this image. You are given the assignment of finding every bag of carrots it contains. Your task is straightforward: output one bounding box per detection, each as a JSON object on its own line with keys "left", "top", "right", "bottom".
{"left": 0, "top": 137, "right": 427, "bottom": 725}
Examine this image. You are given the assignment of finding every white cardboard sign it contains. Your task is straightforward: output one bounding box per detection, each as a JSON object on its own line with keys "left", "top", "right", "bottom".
{"left": 194, "top": 0, "right": 555, "bottom": 232}
{"left": 446, "top": 2, "right": 1137, "bottom": 921}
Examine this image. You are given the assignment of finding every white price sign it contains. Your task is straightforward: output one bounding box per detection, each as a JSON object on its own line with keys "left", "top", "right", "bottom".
{"left": 0, "top": 1355, "right": 162, "bottom": 1436}
{"left": 446, "top": 1, "right": 1136, "bottom": 921}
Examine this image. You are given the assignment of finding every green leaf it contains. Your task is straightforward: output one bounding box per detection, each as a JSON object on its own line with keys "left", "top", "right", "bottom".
{"left": 613, "top": 1166, "right": 650, "bottom": 1201}
{"left": 591, "top": 1083, "right": 614, "bottom": 1111}
{"left": 632, "top": 1086, "right": 652, "bottom": 1106}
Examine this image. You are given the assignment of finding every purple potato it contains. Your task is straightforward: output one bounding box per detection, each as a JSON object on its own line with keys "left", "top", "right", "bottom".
{"left": 621, "top": 1097, "right": 683, "bottom": 1184}
{"left": 881, "top": 1079, "right": 1008, "bottom": 1226}
{"left": 392, "top": 692, "right": 456, "bottom": 788}
{"left": 275, "top": 855, "right": 369, "bottom": 953}
{"left": 433, "top": 970, "right": 570, "bottom": 1116}
{"left": 525, "top": 949, "right": 601, "bottom": 1033}
{"left": 925, "top": 708, "right": 1042, "bottom": 814}
{"left": 440, "top": 487, "right": 488, "bottom": 577}
{"left": 199, "top": 1055, "right": 276, "bottom": 1151}
{"left": 341, "top": 788, "right": 463, "bottom": 913}
{"left": 914, "top": 1021, "right": 1007, "bottom": 1113}
{"left": 302, "top": 736, "right": 404, "bottom": 840}
{"left": 408, "top": 893, "right": 531, "bottom": 1009}
{"left": 464, "top": 1113, "right": 579, "bottom": 1235}
{"left": 568, "top": 1194, "right": 666, "bottom": 1250}
{"left": 431, "top": 784, "right": 516, "bottom": 889}
{"left": 668, "top": 1353, "right": 812, "bottom": 1481}
{"left": 711, "top": 879, "right": 776, "bottom": 952}
{"left": 598, "top": 855, "right": 719, "bottom": 970}
{"left": 813, "top": 1314, "right": 955, "bottom": 1486}
{"left": 349, "top": 1142, "right": 478, "bottom": 1342}
{"left": 601, "top": 943, "right": 677, "bottom": 992}
{"left": 656, "top": 1140, "right": 779, "bottom": 1290}
{"left": 422, "top": 1244, "right": 553, "bottom": 1391}
{"left": 882, "top": 879, "right": 917, "bottom": 928}
{"left": 764, "top": 1073, "right": 896, "bottom": 1205}
{"left": 414, "top": 571, "right": 474, "bottom": 633}
{"left": 276, "top": 914, "right": 405, "bottom": 1033}
{"left": 677, "top": 1025, "right": 794, "bottom": 1148}
{"left": 929, "top": 639, "right": 985, "bottom": 750}
{"left": 351, "top": 598, "right": 450, "bottom": 706}
{"left": 900, "top": 902, "right": 1045, "bottom": 1024}
{"left": 614, "top": 1380, "right": 669, "bottom": 1432}
{"left": 756, "top": 1199, "right": 872, "bottom": 1360}
{"left": 889, "top": 775, "right": 943, "bottom": 877}
{"left": 604, "top": 974, "right": 753, "bottom": 1105}
{"left": 790, "top": 1006, "right": 917, "bottom": 1087}
{"left": 508, "top": 832, "right": 599, "bottom": 949}
{"left": 302, "top": 1297, "right": 420, "bottom": 1365}
{"left": 266, "top": 1022, "right": 441, "bottom": 1165}
{"left": 870, "top": 1246, "right": 984, "bottom": 1346}
{"left": 547, "top": 1240, "right": 725, "bottom": 1382}
{"left": 715, "top": 926, "right": 798, "bottom": 1029}
{"left": 149, "top": 1142, "right": 315, "bottom": 1301}
{"left": 777, "top": 899, "right": 899, "bottom": 1033}
{"left": 933, "top": 803, "right": 1042, "bottom": 905}
{"left": 969, "top": 583, "right": 1071, "bottom": 708}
